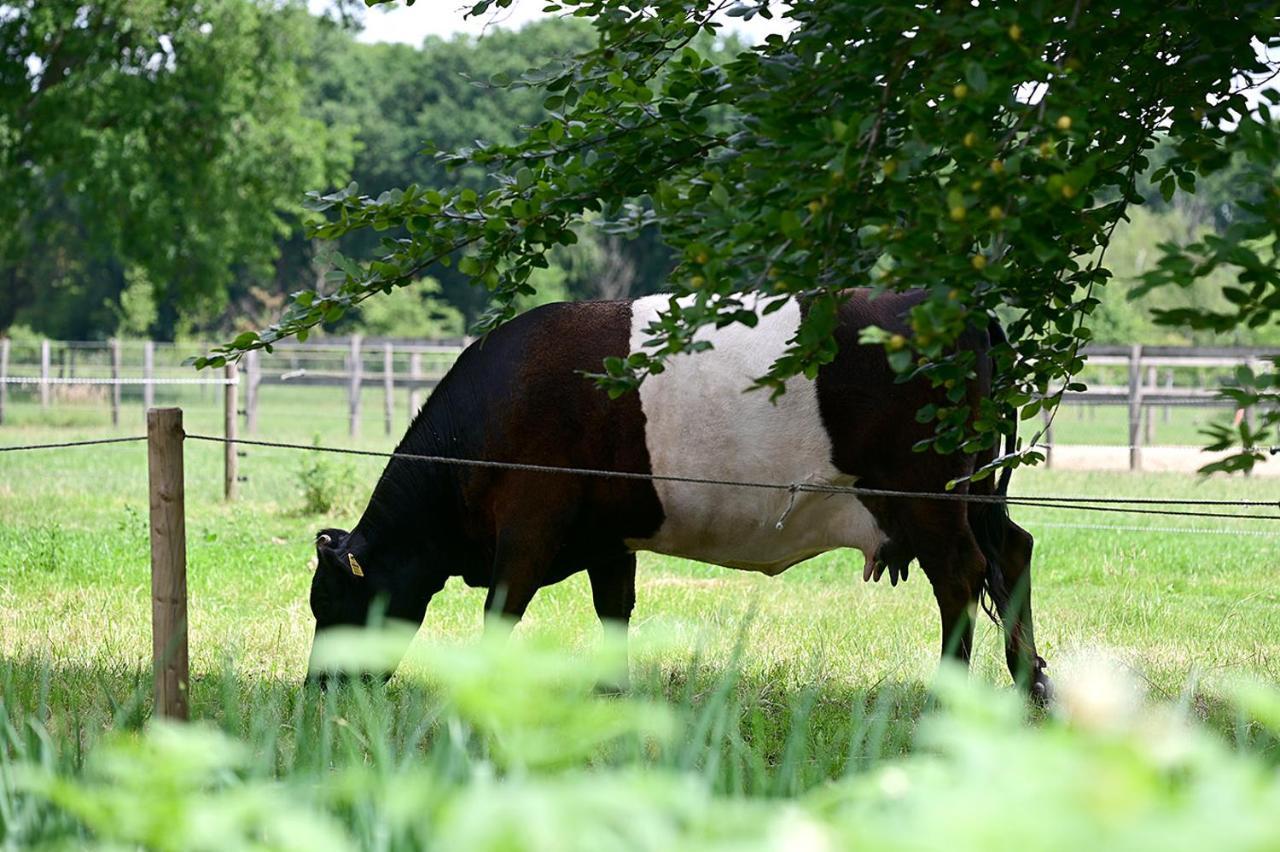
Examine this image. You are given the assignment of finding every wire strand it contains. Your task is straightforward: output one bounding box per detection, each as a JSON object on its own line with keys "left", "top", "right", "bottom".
{"left": 182, "top": 434, "right": 1280, "bottom": 519}
{"left": 0, "top": 436, "right": 148, "bottom": 452}
{"left": 1036, "top": 521, "right": 1280, "bottom": 538}
{"left": 0, "top": 377, "right": 237, "bottom": 386}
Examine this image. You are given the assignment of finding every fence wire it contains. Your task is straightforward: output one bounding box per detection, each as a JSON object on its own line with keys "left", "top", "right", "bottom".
{"left": 0, "top": 377, "right": 236, "bottom": 386}
{"left": 1036, "top": 521, "right": 1280, "bottom": 538}
{"left": 181, "top": 433, "right": 1280, "bottom": 521}
{"left": 0, "top": 436, "right": 147, "bottom": 452}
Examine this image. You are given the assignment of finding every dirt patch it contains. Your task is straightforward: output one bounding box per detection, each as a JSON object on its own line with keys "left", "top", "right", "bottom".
{"left": 1048, "top": 445, "right": 1280, "bottom": 476}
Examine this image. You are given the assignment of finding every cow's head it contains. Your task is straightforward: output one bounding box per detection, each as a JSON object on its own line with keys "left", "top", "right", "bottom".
{"left": 305, "top": 526, "right": 412, "bottom": 690}
{"left": 304, "top": 523, "right": 444, "bottom": 689}
{"left": 309, "top": 528, "right": 374, "bottom": 628}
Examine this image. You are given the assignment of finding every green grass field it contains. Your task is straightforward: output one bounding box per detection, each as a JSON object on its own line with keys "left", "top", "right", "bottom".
{"left": 2, "top": 395, "right": 1277, "bottom": 712}
{"left": 2, "top": 398, "right": 1279, "bottom": 849}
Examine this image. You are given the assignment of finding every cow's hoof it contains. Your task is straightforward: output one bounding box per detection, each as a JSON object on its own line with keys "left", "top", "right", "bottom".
{"left": 594, "top": 680, "right": 629, "bottom": 697}
{"left": 1030, "top": 670, "right": 1054, "bottom": 708}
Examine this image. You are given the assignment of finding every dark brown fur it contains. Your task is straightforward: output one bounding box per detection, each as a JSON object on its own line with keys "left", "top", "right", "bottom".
{"left": 306, "top": 291, "right": 1051, "bottom": 700}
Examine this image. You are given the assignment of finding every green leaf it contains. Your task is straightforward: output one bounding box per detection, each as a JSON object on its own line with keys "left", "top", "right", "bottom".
{"left": 964, "top": 61, "right": 989, "bottom": 94}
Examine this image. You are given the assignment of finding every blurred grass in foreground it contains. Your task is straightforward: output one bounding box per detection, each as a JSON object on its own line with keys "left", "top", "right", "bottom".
{"left": 3, "top": 629, "right": 1280, "bottom": 851}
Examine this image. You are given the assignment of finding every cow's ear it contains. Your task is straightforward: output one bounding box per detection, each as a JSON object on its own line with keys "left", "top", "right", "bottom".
{"left": 316, "top": 528, "right": 346, "bottom": 549}
{"left": 346, "top": 553, "right": 365, "bottom": 578}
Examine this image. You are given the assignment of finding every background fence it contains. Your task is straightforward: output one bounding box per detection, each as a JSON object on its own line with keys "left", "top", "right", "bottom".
{"left": 0, "top": 335, "right": 466, "bottom": 437}
{"left": 1, "top": 336, "right": 1276, "bottom": 477}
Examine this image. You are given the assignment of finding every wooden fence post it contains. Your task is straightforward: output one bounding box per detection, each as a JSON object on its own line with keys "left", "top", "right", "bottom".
{"left": 244, "top": 349, "right": 260, "bottom": 434}
{"left": 348, "top": 334, "right": 363, "bottom": 438}
{"left": 0, "top": 338, "right": 8, "bottom": 425}
{"left": 39, "top": 339, "right": 50, "bottom": 408}
{"left": 408, "top": 350, "right": 423, "bottom": 424}
{"left": 110, "top": 338, "right": 122, "bottom": 428}
{"left": 224, "top": 362, "right": 238, "bottom": 501}
{"left": 1127, "top": 343, "right": 1143, "bottom": 471}
{"left": 143, "top": 341, "right": 155, "bottom": 416}
{"left": 147, "top": 407, "right": 189, "bottom": 721}
{"left": 383, "top": 342, "right": 395, "bottom": 436}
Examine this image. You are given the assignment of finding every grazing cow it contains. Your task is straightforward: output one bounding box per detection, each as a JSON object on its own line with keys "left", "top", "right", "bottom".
{"left": 306, "top": 290, "right": 1053, "bottom": 701}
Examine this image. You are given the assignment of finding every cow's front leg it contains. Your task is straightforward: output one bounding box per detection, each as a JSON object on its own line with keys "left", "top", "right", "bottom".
{"left": 483, "top": 526, "right": 555, "bottom": 631}
{"left": 587, "top": 550, "right": 637, "bottom": 693}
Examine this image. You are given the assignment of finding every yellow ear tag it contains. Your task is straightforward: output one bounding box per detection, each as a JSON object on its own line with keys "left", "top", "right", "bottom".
{"left": 347, "top": 553, "right": 365, "bottom": 577}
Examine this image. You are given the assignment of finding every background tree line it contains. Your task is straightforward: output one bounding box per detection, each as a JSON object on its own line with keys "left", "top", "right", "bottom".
{"left": 2, "top": 0, "right": 1275, "bottom": 346}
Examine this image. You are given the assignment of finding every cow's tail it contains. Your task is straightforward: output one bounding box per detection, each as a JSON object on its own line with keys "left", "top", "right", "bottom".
{"left": 971, "top": 318, "right": 1015, "bottom": 627}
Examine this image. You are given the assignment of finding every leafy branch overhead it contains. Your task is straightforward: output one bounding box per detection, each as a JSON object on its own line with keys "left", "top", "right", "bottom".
{"left": 199, "top": 0, "right": 1280, "bottom": 474}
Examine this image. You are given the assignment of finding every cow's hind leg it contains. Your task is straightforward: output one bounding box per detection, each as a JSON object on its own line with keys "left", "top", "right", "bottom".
{"left": 587, "top": 550, "right": 637, "bottom": 693}
{"left": 986, "top": 518, "right": 1053, "bottom": 704}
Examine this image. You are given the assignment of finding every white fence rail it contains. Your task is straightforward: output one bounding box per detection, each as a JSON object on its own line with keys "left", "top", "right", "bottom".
{"left": 0, "top": 337, "right": 1274, "bottom": 473}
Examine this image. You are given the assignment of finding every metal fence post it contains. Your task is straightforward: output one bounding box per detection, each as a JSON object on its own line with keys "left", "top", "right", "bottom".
{"left": 348, "top": 334, "right": 363, "bottom": 438}
{"left": 245, "top": 349, "right": 260, "bottom": 434}
{"left": 408, "top": 350, "right": 423, "bottom": 424}
{"left": 1162, "top": 369, "right": 1173, "bottom": 425}
{"left": 0, "top": 338, "right": 8, "bottom": 425}
{"left": 39, "top": 339, "right": 50, "bottom": 408}
{"left": 147, "top": 406, "right": 189, "bottom": 721}
{"left": 1143, "top": 365, "right": 1156, "bottom": 445}
{"left": 1127, "top": 343, "right": 1143, "bottom": 471}
{"left": 110, "top": 338, "right": 122, "bottom": 427}
{"left": 1041, "top": 406, "right": 1054, "bottom": 469}
{"left": 143, "top": 341, "right": 155, "bottom": 416}
{"left": 224, "top": 362, "right": 238, "bottom": 501}
{"left": 383, "top": 342, "right": 395, "bottom": 436}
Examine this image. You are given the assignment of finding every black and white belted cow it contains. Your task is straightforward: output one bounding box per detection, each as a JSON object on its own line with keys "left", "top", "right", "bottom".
{"left": 306, "top": 289, "right": 1052, "bottom": 701}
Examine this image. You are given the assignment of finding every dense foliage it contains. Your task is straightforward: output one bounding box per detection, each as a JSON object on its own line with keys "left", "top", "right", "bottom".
{"left": 200, "top": 0, "right": 1280, "bottom": 473}
{"left": 0, "top": 0, "right": 352, "bottom": 337}
{"left": 1, "top": 5, "right": 675, "bottom": 339}
{"left": 4, "top": 1, "right": 1280, "bottom": 468}
{"left": 5, "top": 634, "right": 1280, "bottom": 850}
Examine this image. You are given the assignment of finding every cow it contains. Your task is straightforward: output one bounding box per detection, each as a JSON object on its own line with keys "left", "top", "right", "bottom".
{"left": 305, "top": 289, "right": 1053, "bottom": 702}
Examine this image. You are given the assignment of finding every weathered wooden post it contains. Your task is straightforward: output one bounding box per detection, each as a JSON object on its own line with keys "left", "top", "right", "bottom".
{"left": 383, "top": 342, "right": 395, "bottom": 436}
{"left": 110, "top": 338, "right": 122, "bottom": 428}
{"left": 348, "top": 334, "right": 363, "bottom": 438}
{"left": 408, "top": 350, "right": 423, "bottom": 424}
{"left": 1127, "top": 343, "right": 1143, "bottom": 471}
{"left": 39, "top": 339, "right": 50, "bottom": 408}
{"left": 244, "top": 349, "right": 261, "bottom": 434}
{"left": 143, "top": 341, "right": 156, "bottom": 416}
{"left": 224, "top": 362, "right": 238, "bottom": 501}
{"left": 0, "top": 337, "right": 8, "bottom": 425}
{"left": 147, "top": 407, "right": 189, "bottom": 721}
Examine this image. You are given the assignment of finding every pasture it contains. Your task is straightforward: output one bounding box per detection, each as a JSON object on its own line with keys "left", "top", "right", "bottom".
{"left": 3, "top": 391, "right": 1280, "bottom": 848}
